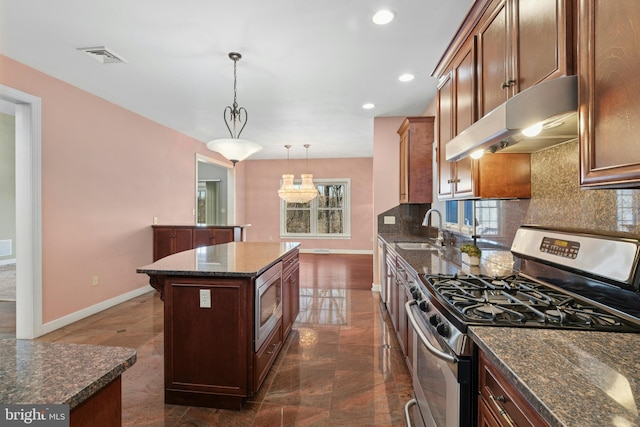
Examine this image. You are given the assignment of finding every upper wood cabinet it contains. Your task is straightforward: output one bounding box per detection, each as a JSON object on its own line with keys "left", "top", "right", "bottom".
{"left": 437, "top": 36, "right": 531, "bottom": 200}
{"left": 579, "top": 0, "right": 640, "bottom": 188}
{"left": 397, "top": 116, "right": 434, "bottom": 204}
{"left": 477, "top": 0, "right": 574, "bottom": 116}
{"left": 437, "top": 38, "right": 477, "bottom": 199}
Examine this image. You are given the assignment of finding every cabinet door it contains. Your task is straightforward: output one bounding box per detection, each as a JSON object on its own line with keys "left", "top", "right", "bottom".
{"left": 478, "top": 0, "right": 509, "bottom": 116}
{"left": 579, "top": 0, "right": 640, "bottom": 188}
{"left": 290, "top": 264, "right": 299, "bottom": 325}
{"left": 213, "top": 228, "right": 235, "bottom": 245}
{"left": 282, "top": 270, "right": 292, "bottom": 337}
{"left": 515, "top": 0, "right": 572, "bottom": 92}
{"left": 153, "top": 227, "right": 175, "bottom": 261}
{"left": 437, "top": 72, "right": 454, "bottom": 199}
{"left": 174, "top": 228, "right": 193, "bottom": 253}
{"left": 193, "top": 228, "right": 214, "bottom": 248}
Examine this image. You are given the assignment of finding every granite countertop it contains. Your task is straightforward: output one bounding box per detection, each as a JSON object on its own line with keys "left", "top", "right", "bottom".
{"left": 0, "top": 339, "right": 136, "bottom": 409}
{"left": 471, "top": 327, "right": 640, "bottom": 427}
{"left": 137, "top": 241, "right": 300, "bottom": 277}
{"left": 379, "top": 232, "right": 640, "bottom": 427}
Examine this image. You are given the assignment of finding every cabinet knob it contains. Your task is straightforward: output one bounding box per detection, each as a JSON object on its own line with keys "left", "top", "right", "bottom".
{"left": 501, "top": 79, "right": 516, "bottom": 89}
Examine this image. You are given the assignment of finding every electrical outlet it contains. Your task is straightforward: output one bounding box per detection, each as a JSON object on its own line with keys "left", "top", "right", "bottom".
{"left": 92, "top": 276, "right": 99, "bottom": 286}
{"left": 384, "top": 216, "right": 396, "bottom": 225}
{"left": 153, "top": 216, "right": 158, "bottom": 225}
{"left": 199, "top": 289, "right": 211, "bottom": 308}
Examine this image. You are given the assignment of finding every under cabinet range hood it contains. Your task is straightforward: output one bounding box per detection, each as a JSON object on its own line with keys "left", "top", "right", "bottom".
{"left": 446, "top": 75, "right": 578, "bottom": 161}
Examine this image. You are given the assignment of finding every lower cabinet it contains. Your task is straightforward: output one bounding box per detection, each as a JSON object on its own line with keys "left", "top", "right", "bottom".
{"left": 478, "top": 350, "right": 550, "bottom": 427}
{"left": 153, "top": 225, "right": 244, "bottom": 261}
{"left": 282, "top": 250, "right": 300, "bottom": 337}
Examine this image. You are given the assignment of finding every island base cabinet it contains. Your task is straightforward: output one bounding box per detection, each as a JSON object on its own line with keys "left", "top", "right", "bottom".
{"left": 164, "top": 278, "right": 252, "bottom": 410}
{"left": 70, "top": 377, "right": 121, "bottom": 427}
{"left": 254, "top": 318, "right": 283, "bottom": 390}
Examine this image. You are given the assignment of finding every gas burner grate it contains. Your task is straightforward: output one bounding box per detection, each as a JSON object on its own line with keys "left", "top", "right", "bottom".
{"left": 423, "top": 273, "right": 640, "bottom": 331}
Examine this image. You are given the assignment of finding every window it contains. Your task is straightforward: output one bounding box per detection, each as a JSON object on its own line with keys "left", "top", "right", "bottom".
{"left": 475, "top": 200, "right": 499, "bottom": 236}
{"left": 281, "top": 179, "right": 351, "bottom": 238}
{"left": 444, "top": 200, "right": 475, "bottom": 235}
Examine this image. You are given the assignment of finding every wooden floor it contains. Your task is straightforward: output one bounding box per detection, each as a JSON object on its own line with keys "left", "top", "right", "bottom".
{"left": 20, "top": 253, "right": 413, "bottom": 426}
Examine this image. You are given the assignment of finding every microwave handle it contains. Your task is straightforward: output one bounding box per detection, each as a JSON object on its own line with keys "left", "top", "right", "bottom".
{"left": 406, "top": 300, "right": 457, "bottom": 364}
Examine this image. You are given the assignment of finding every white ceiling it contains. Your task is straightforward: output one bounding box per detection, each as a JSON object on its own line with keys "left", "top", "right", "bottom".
{"left": 0, "top": 0, "right": 473, "bottom": 160}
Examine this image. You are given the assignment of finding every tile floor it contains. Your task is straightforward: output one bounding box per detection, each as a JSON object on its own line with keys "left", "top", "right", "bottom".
{"left": 17, "top": 255, "right": 413, "bottom": 425}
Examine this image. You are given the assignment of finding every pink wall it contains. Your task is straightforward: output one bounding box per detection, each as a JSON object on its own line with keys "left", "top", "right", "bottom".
{"left": 238, "top": 158, "right": 374, "bottom": 252}
{"left": 0, "top": 55, "right": 231, "bottom": 323}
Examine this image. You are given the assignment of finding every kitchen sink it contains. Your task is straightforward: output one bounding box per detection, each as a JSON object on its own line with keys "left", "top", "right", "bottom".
{"left": 396, "top": 242, "right": 440, "bottom": 251}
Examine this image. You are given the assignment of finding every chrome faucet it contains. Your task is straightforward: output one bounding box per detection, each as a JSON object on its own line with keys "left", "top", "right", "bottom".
{"left": 422, "top": 208, "right": 445, "bottom": 246}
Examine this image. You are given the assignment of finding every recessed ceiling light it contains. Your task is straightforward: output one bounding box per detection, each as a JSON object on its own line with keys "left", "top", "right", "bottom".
{"left": 399, "top": 73, "right": 415, "bottom": 82}
{"left": 372, "top": 10, "right": 396, "bottom": 25}
{"left": 362, "top": 103, "right": 375, "bottom": 110}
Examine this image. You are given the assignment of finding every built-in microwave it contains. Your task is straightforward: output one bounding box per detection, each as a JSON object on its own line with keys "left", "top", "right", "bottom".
{"left": 254, "top": 262, "right": 283, "bottom": 351}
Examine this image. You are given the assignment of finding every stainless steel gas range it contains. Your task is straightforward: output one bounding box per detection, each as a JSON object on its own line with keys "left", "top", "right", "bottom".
{"left": 404, "top": 225, "right": 640, "bottom": 427}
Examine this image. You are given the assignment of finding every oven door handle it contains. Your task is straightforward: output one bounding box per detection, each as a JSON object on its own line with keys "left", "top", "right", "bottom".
{"left": 405, "top": 300, "right": 457, "bottom": 364}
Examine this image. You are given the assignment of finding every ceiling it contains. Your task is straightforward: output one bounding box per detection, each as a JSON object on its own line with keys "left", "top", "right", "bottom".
{"left": 0, "top": 0, "right": 473, "bottom": 160}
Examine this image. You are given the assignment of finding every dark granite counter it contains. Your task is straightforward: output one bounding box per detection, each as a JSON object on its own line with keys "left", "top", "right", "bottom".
{"left": 0, "top": 339, "right": 136, "bottom": 408}
{"left": 379, "top": 232, "right": 640, "bottom": 427}
{"left": 137, "top": 241, "right": 300, "bottom": 278}
{"left": 471, "top": 327, "right": 640, "bottom": 427}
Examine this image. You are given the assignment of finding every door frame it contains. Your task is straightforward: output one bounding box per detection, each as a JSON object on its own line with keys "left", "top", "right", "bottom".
{"left": 1, "top": 85, "right": 42, "bottom": 339}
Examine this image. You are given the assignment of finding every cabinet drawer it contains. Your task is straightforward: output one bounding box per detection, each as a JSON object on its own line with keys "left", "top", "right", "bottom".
{"left": 479, "top": 352, "right": 549, "bottom": 427}
{"left": 282, "top": 251, "right": 299, "bottom": 276}
{"left": 254, "top": 319, "right": 282, "bottom": 392}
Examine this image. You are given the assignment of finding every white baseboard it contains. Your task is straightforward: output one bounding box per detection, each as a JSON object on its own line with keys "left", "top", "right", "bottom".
{"left": 299, "top": 249, "right": 374, "bottom": 255}
{"left": 40, "top": 285, "right": 154, "bottom": 336}
{"left": 371, "top": 283, "right": 381, "bottom": 292}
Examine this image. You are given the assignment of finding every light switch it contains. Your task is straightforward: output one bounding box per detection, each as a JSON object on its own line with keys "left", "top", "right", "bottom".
{"left": 384, "top": 216, "right": 396, "bottom": 225}
{"left": 199, "top": 289, "right": 211, "bottom": 308}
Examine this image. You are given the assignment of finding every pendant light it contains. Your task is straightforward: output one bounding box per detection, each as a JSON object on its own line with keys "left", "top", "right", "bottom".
{"left": 298, "top": 144, "right": 319, "bottom": 202}
{"left": 206, "top": 52, "right": 262, "bottom": 165}
{"left": 278, "top": 145, "right": 318, "bottom": 203}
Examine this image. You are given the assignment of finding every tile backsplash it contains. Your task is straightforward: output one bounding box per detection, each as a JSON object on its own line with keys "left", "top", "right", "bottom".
{"left": 526, "top": 139, "right": 640, "bottom": 235}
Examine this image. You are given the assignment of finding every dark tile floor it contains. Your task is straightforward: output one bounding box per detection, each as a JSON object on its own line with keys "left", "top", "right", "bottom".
{"left": 8, "top": 255, "right": 414, "bottom": 426}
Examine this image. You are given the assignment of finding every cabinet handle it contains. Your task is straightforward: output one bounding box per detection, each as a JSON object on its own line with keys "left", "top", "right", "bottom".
{"left": 501, "top": 79, "right": 516, "bottom": 89}
{"left": 266, "top": 343, "right": 278, "bottom": 355}
{"left": 489, "top": 394, "right": 516, "bottom": 427}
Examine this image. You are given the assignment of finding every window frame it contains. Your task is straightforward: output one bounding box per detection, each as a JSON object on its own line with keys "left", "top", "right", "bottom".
{"left": 280, "top": 178, "right": 351, "bottom": 239}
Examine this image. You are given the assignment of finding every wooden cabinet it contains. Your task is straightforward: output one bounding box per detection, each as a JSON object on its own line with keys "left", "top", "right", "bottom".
{"left": 153, "top": 225, "right": 244, "bottom": 261}
{"left": 579, "top": 0, "right": 640, "bottom": 188}
{"left": 153, "top": 227, "right": 193, "bottom": 262}
{"left": 437, "top": 38, "right": 477, "bottom": 199}
{"left": 477, "top": 0, "right": 574, "bottom": 117}
{"left": 282, "top": 250, "right": 300, "bottom": 337}
{"left": 193, "top": 227, "right": 234, "bottom": 249}
{"left": 397, "top": 116, "right": 434, "bottom": 204}
{"left": 385, "top": 247, "right": 398, "bottom": 331}
{"left": 478, "top": 351, "right": 550, "bottom": 427}
{"left": 164, "top": 276, "right": 252, "bottom": 409}
{"left": 434, "top": 0, "right": 571, "bottom": 199}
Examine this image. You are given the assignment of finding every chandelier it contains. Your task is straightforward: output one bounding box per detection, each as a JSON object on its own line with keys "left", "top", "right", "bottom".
{"left": 278, "top": 144, "right": 319, "bottom": 203}
{"left": 206, "top": 52, "right": 262, "bottom": 165}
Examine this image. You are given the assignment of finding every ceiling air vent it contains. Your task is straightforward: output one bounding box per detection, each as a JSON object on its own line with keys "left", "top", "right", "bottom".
{"left": 77, "top": 46, "right": 127, "bottom": 64}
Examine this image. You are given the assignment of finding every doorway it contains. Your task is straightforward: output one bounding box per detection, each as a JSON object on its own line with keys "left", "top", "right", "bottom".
{"left": 195, "top": 154, "right": 234, "bottom": 225}
{"left": 0, "top": 85, "right": 42, "bottom": 339}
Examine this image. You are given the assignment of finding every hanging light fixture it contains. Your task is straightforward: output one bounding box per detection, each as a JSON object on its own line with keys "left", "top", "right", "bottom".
{"left": 206, "top": 52, "right": 262, "bottom": 166}
{"left": 278, "top": 145, "right": 319, "bottom": 203}
{"left": 298, "top": 144, "right": 319, "bottom": 201}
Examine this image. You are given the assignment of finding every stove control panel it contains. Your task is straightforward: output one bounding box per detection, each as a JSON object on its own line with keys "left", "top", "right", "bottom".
{"left": 540, "top": 236, "right": 580, "bottom": 259}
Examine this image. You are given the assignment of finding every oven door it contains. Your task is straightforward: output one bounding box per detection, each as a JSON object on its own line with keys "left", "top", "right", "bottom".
{"left": 405, "top": 300, "right": 473, "bottom": 427}
{"left": 255, "top": 262, "right": 283, "bottom": 351}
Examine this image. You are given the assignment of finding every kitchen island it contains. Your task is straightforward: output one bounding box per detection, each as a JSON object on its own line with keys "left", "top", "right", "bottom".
{"left": 0, "top": 339, "right": 136, "bottom": 426}
{"left": 137, "top": 241, "right": 300, "bottom": 409}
